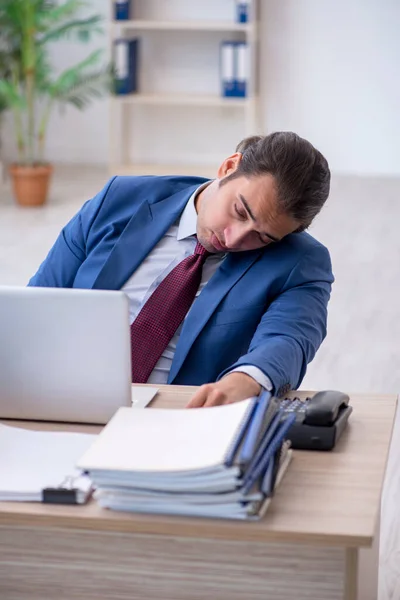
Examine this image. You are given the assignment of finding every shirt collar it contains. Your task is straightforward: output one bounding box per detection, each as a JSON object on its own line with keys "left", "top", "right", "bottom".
{"left": 177, "top": 181, "right": 211, "bottom": 241}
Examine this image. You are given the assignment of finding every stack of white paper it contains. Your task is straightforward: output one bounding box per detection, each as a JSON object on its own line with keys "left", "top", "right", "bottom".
{"left": 77, "top": 396, "right": 294, "bottom": 520}
{"left": 131, "top": 385, "right": 159, "bottom": 408}
{"left": 0, "top": 424, "right": 96, "bottom": 504}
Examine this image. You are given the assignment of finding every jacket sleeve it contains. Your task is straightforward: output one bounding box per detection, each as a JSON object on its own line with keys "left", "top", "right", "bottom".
{"left": 218, "top": 244, "right": 334, "bottom": 395}
{"left": 28, "top": 177, "right": 116, "bottom": 287}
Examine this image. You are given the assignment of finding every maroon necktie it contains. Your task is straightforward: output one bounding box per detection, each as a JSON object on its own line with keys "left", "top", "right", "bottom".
{"left": 130, "top": 241, "right": 210, "bottom": 383}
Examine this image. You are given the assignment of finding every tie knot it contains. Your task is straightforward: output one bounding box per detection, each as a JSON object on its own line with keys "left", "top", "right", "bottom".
{"left": 194, "top": 241, "right": 210, "bottom": 258}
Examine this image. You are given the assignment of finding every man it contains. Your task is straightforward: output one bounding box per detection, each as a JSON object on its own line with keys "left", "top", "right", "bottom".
{"left": 29, "top": 132, "right": 333, "bottom": 408}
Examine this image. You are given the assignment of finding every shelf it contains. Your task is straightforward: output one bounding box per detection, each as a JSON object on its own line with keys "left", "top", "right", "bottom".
{"left": 110, "top": 163, "right": 218, "bottom": 178}
{"left": 112, "top": 19, "right": 253, "bottom": 32}
{"left": 109, "top": 1, "right": 259, "bottom": 174}
{"left": 112, "top": 93, "right": 254, "bottom": 108}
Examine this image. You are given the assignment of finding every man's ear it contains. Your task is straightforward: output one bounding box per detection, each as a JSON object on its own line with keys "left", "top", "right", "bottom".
{"left": 217, "top": 153, "right": 242, "bottom": 179}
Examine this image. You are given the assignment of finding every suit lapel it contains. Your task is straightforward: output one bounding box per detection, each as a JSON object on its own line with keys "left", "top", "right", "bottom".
{"left": 92, "top": 185, "right": 198, "bottom": 290}
{"left": 168, "top": 250, "right": 262, "bottom": 383}
{"left": 92, "top": 182, "right": 262, "bottom": 383}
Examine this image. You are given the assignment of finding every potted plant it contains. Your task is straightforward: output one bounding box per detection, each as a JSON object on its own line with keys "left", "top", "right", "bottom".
{"left": 0, "top": 0, "right": 111, "bottom": 206}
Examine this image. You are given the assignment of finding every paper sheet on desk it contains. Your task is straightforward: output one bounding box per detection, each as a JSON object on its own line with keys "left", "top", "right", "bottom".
{"left": 0, "top": 424, "right": 96, "bottom": 503}
{"left": 131, "top": 386, "right": 159, "bottom": 409}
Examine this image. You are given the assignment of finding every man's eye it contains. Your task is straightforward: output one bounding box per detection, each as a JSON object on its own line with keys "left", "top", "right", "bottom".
{"left": 234, "top": 205, "right": 246, "bottom": 220}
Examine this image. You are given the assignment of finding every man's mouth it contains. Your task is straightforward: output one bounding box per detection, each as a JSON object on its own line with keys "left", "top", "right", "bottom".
{"left": 210, "top": 234, "right": 227, "bottom": 252}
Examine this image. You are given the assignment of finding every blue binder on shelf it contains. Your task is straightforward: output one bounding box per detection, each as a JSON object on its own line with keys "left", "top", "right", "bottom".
{"left": 113, "top": 38, "right": 139, "bottom": 95}
{"left": 235, "top": 0, "right": 250, "bottom": 23}
{"left": 220, "top": 41, "right": 248, "bottom": 98}
{"left": 220, "top": 41, "right": 236, "bottom": 97}
{"left": 114, "top": 0, "right": 131, "bottom": 21}
{"left": 234, "top": 41, "right": 248, "bottom": 98}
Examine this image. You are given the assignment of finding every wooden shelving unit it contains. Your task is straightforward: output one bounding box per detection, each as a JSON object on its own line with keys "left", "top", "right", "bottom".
{"left": 111, "top": 19, "right": 253, "bottom": 32}
{"left": 112, "top": 93, "right": 256, "bottom": 107}
{"left": 109, "top": 1, "right": 260, "bottom": 177}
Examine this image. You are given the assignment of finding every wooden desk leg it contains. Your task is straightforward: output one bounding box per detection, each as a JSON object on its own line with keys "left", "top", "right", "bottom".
{"left": 345, "top": 517, "right": 380, "bottom": 600}
{"left": 379, "top": 400, "right": 400, "bottom": 600}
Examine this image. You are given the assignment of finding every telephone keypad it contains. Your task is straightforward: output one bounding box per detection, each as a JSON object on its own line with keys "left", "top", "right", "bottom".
{"left": 281, "top": 397, "right": 310, "bottom": 422}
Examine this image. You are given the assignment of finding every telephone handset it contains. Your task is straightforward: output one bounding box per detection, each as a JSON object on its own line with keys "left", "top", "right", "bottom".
{"left": 281, "top": 390, "right": 352, "bottom": 450}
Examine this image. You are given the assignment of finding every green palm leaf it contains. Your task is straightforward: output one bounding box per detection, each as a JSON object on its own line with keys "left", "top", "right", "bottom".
{"left": 39, "top": 15, "right": 104, "bottom": 44}
{"left": 36, "top": 1, "right": 87, "bottom": 28}
{"left": 55, "top": 68, "right": 112, "bottom": 109}
{"left": 48, "top": 49, "right": 104, "bottom": 96}
{"left": 0, "top": 80, "right": 26, "bottom": 110}
{"left": 0, "top": 0, "right": 110, "bottom": 164}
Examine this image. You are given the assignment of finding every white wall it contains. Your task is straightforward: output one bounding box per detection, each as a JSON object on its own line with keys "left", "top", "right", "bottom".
{"left": 261, "top": 0, "right": 400, "bottom": 176}
{"left": 1, "top": 0, "right": 399, "bottom": 175}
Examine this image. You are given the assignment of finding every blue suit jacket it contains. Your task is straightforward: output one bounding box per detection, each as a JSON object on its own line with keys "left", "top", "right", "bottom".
{"left": 28, "top": 175, "right": 334, "bottom": 395}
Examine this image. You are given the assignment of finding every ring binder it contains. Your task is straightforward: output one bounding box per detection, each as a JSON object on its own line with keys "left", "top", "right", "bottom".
{"left": 114, "top": 0, "right": 131, "bottom": 21}
{"left": 113, "top": 38, "right": 140, "bottom": 95}
{"left": 78, "top": 401, "right": 295, "bottom": 520}
{"left": 242, "top": 413, "right": 296, "bottom": 495}
{"left": 235, "top": 42, "right": 248, "bottom": 98}
{"left": 220, "top": 41, "right": 235, "bottom": 97}
{"left": 235, "top": 0, "right": 250, "bottom": 23}
{"left": 224, "top": 396, "right": 258, "bottom": 467}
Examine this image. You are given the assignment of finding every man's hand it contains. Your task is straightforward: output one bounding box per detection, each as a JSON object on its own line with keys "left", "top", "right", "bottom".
{"left": 186, "top": 372, "right": 261, "bottom": 408}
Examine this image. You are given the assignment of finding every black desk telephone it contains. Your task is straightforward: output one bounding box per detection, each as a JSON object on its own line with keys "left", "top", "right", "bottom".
{"left": 281, "top": 390, "right": 352, "bottom": 450}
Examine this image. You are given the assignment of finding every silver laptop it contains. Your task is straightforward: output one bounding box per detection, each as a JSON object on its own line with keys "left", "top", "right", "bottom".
{"left": 0, "top": 286, "right": 132, "bottom": 424}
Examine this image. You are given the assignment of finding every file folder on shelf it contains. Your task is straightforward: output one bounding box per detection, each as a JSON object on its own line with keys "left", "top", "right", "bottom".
{"left": 235, "top": 0, "right": 250, "bottom": 24}
{"left": 113, "top": 38, "right": 139, "bottom": 95}
{"left": 220, "top": 42, "right": 249, "bottom": 98}
{"left": 114, "top": 0, "right": 131, "bottom": 21}
{"left": 235, "top": 42, "right": 248, "bottom": 98}
{"left": 220, "top": 41, "right": 236, "bottom": 97}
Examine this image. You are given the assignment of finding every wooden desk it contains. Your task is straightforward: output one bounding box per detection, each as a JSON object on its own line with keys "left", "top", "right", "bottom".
{"left": 0, "top": 387, "right": 396, "bottom": 600}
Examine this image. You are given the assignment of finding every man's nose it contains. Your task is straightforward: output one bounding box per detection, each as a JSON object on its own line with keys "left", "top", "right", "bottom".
{"left": 224, "top": 225, "right": 251, "bottom": 250}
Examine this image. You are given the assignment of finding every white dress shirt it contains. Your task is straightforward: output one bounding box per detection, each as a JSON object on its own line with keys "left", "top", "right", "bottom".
{"left": 122, "top": 183, "right": 272, "bottom": 390}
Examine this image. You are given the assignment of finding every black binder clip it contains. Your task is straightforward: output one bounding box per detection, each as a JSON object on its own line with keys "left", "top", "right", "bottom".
{"left": 42, "top": 475, "right": 79, "bottom": 505}
{"left": 42, "top": 487, "right": 77, "bottom": 505}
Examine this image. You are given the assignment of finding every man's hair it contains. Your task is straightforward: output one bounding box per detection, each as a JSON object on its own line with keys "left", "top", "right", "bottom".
{"left": 222, "top": 131, "right": 330, "bottom": 232}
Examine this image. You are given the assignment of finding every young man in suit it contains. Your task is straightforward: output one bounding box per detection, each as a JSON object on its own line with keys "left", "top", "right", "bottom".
{"left": 29, "top": 132, "right": 333, "bottom": 408}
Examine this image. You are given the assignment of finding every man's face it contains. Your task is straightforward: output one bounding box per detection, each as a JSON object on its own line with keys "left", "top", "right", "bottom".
{"left": 195, "top": 154, "right": 301, "bottom": 253}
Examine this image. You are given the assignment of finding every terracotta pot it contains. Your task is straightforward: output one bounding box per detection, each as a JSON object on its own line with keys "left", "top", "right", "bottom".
{"left": 8, "top": 163, "right": 53, "bottom": 207}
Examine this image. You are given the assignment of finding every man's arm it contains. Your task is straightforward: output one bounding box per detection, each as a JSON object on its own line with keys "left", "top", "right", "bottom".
{"left": 28, "top": 177, "right": 116, "bottom": 287}
{"left": 187, "top": 244, "right": 333, "bottom": 407}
